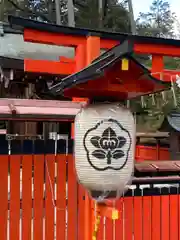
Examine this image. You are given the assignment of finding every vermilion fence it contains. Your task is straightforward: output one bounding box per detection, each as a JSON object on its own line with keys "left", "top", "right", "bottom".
{"left": 136, "top": 144, "right": 170, "bottom": 161}
{"left": 0, "top": 136, "right": 179, "bottom": 240}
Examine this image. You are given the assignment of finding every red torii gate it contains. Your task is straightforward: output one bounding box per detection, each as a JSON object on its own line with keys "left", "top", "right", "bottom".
{"left": 9, "top": 15, "right": 180, "bottom": 82}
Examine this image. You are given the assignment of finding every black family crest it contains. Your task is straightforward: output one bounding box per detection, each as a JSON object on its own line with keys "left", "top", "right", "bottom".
{"left": 83, "top": 119, "right": 132, "bottom": 171}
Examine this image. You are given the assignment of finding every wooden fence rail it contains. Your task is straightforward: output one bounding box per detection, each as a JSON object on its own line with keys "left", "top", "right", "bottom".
{"left": 0, "top": 137, "right": 179, "bottom": 240}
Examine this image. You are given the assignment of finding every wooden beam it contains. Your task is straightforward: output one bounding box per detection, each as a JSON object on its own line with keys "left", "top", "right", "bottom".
{"left": 24, "top": 28, "right": 180, "bottom": 57}
{"left": 24, "top": 29, "right": 86, "bottom": 47}
{"left": 24, "top": 29, "right": 119, "bottom": 49}
{"left": 23, "top": 58, "right": 180, "bottom": 79}
{"left": 134, "top": 43, "right": 180, "bottom": 57}
{"left": 24, "top": 29, "right": 180, "bottom": 57}
{"left": 24, "top": 59, "right": 75, "bottom": 75}
{"left": 0, "top": 57, "right": 23, "bottom": 70}
{"left": 0, "top": 98, "right": 86, "bottom": 121}
{"left": 100, "top": 39, "right": 119, "bottom": 49}
{"left": 136, "top": 132, "right": 169, "bottom": 138}
{"left": 72, "top": 44, "right": 88, "bottom": 138}
{"left": 84, "top": 35, "right": 101, "bottom": 240}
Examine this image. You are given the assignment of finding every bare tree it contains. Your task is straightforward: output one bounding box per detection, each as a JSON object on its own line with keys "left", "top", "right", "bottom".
{"left": 127, "top": 0, "right": 136, "bottom": 34}
{"left": 67, "top": 0, "right": 75, "bottom": 27}
{"left": 99, "top": 0, "right": 103, "bottom": 28}
{"left": 55, "top": 0, "right": 61, "bottom": 25}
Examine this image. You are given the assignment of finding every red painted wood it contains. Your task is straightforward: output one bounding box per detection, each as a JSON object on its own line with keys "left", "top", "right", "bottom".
{"left": 67, "top": 155, "right": 77, "bottom": 240}
{"left": 24, "top": 59, "right": 75, "bottom": 75}
{"left": 115, "top": 198, "right": 124, "bottom": 240}
{"left": 134, "top": 196, "right": 143, "bottom": 240}
{"left": 134, "top": 43, "right": 180, "bottom": 57}
{"left": 152, "top": 55, "right": 164, "bottom": 75}
{"left": 143, "top": 196, "right": 152, "bottom": 240}
{"left": 33, "top": 155, "right": 44, "bottom": 240}
{"left": 45, "top": 154, "right": 55, "bottom": 240}
{"left": 105, "top": 215, "right": 113, "bottom": 240}
{"left": 9, "top": 155, "right": 20, "bottom": 240}
{"left": 161, "top": 195, "right": 170, "bottom": 240}
{"left": 24, "top": 29, "right": 85, "bottom": 46}
{"left": 0, "top": 155, "right": 8, "bottom": 240}
{"left": 78, "top": 184, "right": 86, "bottom": 240}
{"left": 135, "top": 145, "right": 170, "bottom": 161}
{"left": 124, "top": 197, "right": 134, "bottom": 240}
{"left": 56, "top": 154, "right": 67, "bottom": 240}
{"left": 22, "top": 155, "right": 33, "bottom": 240}
{"left": 152, "top": 196, "right": 161, "bottom": 240}
{"left": 97, "top": 216, "right": 104, "bottom": 240}
{"left": 24, "top": 29, "right": 180, "bottom": 57}
{"left": 170, "top": 195, "right": 179, "bottom": 240}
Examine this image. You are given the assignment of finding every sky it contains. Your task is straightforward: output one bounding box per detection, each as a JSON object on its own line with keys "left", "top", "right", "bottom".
{"left": 132, "top": 0, "right": 180, "bottom": 21}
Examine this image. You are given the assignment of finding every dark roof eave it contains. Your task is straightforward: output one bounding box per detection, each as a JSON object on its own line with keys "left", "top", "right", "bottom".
{"left": 0, "top": 56, "right": 24, "bottom": 70}
{"left": 8, "top": 15, "right": 180, "bottom": 47}
{"left": 1, "top": 21, "right": 22, "bottom": 34}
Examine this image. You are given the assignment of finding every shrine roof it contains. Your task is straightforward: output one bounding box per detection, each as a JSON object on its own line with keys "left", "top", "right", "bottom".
{"left": 49, "top": 40, "right": 170, "bottom": 100}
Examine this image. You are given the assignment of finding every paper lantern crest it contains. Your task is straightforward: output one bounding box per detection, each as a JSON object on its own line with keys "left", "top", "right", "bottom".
{"left": 74, "top": 103, "right": 135, "bottom": 200}
{"left": 83, "top": 119, "right": 132, "bottom": 171}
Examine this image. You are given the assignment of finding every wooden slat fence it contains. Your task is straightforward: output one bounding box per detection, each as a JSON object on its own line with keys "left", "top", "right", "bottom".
{"left": 0, "top": 136, "right": 179, "bottom": 240}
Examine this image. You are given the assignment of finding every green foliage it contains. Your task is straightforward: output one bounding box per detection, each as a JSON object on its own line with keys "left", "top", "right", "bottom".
{"left": 164, "top": 57, "right": 180, "bottom": 70}
{"left": 136, "top": 0, "right": 176, "bottom": 38}
{"left": 134, "top": 0, "right": 180, "bottom": 132}
{"left": 132, "top": 84, "right": 180, "bottom": 131}
{"left": 0, "top": 0, "right": 131, "bottom": 32}
{"left": 75, "top": 0, "right": 130, "bottom": 32}
{"left": 0, "top": 0, "right": 54, "bottom": 22}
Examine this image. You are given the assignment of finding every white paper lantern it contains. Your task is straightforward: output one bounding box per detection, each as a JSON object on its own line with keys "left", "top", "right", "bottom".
{"left": 74, "top": 103, "right": 135, "bottom": 199}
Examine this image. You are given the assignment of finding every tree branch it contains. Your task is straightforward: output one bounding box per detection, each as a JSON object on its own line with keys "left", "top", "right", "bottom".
{"left": 73, "top": 0, "right": 86, "bottom": 8}
{"left": 7, "top": 0, "right": 51, "bottom": 22}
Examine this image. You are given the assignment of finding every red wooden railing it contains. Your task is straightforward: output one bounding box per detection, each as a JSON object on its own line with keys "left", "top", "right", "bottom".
{"left": 136, "top": 145, "right": 170, "bottom": 161}
{"left": 1, "top": 145, "right": 180, "bottom": 240}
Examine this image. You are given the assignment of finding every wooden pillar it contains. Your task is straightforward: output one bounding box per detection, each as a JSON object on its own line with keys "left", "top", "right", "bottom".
{"left": 8, "top": 82, "right": 37, "bottom": 137}
{"left": 86, "top": 36, "right": 100, "bottom": 64}
{"left": 169, "top": 130, "right": 180, "bottom": 160}
{"left": 73, "top": 44, "right": 87, "bottom": 102}
{"left": 24, "top": 83, "right": 37, "bottom": 136}
{"left": 151, "top": 55, "right": 164, "bottom": 79}
{"left": 84, "top": 35, "right": 100, "bottom": 240}
{"left": 71, "top": 37, "right": 100, "bottom": 240}
{"left": 71, "top": 44, "right": 87, "bottom": 139}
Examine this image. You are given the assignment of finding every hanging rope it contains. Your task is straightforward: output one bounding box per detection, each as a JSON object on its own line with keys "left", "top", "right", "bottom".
{"left": 92, "top": 214, "right": 101, "bottom": 240}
